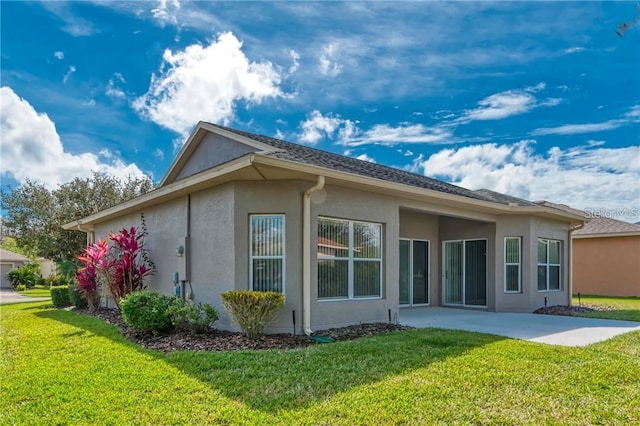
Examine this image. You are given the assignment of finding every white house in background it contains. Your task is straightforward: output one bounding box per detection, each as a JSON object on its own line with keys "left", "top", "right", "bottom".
{"left": 64, "top": 122, "right": 585, "bottom": 334}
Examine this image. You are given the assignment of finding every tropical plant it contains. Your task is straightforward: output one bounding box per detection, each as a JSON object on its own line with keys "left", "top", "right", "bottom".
{"left": 76, "top": 239, "right": 109, "bottom": 311}
{"left": 120, "top": 290, "right": 174, "bottom": 335}
{"left": 6, "top": 261, "right": 40, "bottom": 289}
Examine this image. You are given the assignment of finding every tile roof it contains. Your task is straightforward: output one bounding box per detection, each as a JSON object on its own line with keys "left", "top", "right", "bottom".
{"left": 211, "top": 124, "right": 521, "bottom": 205}
{"left": 536, "top": 201, "right": 640, "bottom": 236}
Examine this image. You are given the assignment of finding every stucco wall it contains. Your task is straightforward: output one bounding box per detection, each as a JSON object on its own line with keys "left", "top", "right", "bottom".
{"left": 573, "top": 235, "right": 640, "bottom": 297}
{"left": 530, "top": 218, "right": 571, "bottom": 310}
{"left": 399, "top": 209, "right": 439, "bottom": 305}
{"left": 494, "top": 216, "right": 533, "bottom": 313}
{"left": 309, "top": 185, "right": 400, "bottom": 330}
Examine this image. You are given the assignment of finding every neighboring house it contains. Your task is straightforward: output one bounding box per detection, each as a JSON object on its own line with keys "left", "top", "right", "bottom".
{"left": 538, "top": 201, "right": 640, "bottom": 297}
{"left": 38, "top": 258, "right": 58, "bottom": 278}
{"left": 64, "top": 122, "right": 584, "bottom": 334}
{"left": 0, "top": 248, "right": 29, "bottom": 288}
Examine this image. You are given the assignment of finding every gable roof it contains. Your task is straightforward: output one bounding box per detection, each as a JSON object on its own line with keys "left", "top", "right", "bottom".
{"left": 64, "top": 122, "right": 586, "bottom": 231}
{"left": 0, "top": 248, "right": 29, "bottom": 263}
{"left": 536, "top": 201, "right": 640, "bottom": 237}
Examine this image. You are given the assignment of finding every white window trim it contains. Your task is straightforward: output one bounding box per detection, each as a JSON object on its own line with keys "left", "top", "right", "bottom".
{"left": 249, "top": 214, "right": 285, "bottom": 293}
{"left": 504, "top": 237, "right": 522, "bottom": 293}
{"left": 537, "top": 238, "right": 561, "bottom": 292}
{"left": 317, "top": 217, "right": 383, "bottom": 301}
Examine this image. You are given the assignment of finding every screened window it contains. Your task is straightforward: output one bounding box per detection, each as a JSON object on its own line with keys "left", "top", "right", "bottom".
{"left": 318, "top": 217, "right": 382, "bottom": 300}
{"left": 504, "top": 237, "right": 521, "bottom": 293}
{"left": 537, "top": 239, "right": 561, "bottom": 291}
{"left": 250, "top": 215, "right": 284, "bottom": 293}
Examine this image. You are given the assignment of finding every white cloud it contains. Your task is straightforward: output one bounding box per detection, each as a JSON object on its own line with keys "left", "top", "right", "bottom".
{"left": 0, "top": 87, "right": 148, "bottom": 189}
{"left": 533, "top": 106, "right": 640, "bottom": 136}
{"left": 564, "top": 47, "right": 585, "bottom": 54}
{"left": 318, "top": 43, "right": 343, "bottom": 77}
{"left": 345, "top": 123, "right": 452, "bottom": 146}
{"left": 106, "top": 72, "right": 126, "bottom": 99}
{"left": 464, "top": 91, "right": 536, "bottom": 121}
{"left": 63, "top": 65, "right": 76, "bottom": 84}
{"left": 355, "top": 153, "right": 376, "bottom": 163}
{"left": 153, "top": 148, "right": 164, "bottom": 160}
{"left": 298, "top": 110, "right": 345, "bottom": 144}
{"left": 151, "top": 0, "right": 181, "bottom": 26}
{"left": 134, "top": 32, "right": 283, "bottom": 136}
{"left": 54, "top": 51, "right": 64, "bottom": 60}
{"left": 288, "top": 50, "right": 300, "bottom": 74}
{"left": 416, "top": 140, "right": 640, "bottom": 216}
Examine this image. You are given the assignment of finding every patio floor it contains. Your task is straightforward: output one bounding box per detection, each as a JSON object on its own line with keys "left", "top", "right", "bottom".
{"left": 399, "top": 307, "right": 640, "bottom": 347}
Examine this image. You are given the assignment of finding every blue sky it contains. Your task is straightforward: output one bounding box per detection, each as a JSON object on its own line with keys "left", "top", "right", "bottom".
{"left": 1, "top": 1, "right": 639, "bottom": 221}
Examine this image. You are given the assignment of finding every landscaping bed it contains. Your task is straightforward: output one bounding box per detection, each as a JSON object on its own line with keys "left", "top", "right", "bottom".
{"left": 78, "top": 307, "right": 413, "bottom": 352}
{"left": 534, "top": 304, "right": 615, "bottom": 316}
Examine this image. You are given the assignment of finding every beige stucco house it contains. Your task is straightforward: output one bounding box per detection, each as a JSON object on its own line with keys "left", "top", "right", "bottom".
{"left": 538, "top": 201, "right": 639, "bottom": 297}
{"left": 64, "top": 122, "right": 584, "bottom": 334}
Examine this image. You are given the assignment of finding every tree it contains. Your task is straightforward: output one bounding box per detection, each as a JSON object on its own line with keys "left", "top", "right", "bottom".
{"left": 1, "top": 172, "right": 153, "bottom": 262}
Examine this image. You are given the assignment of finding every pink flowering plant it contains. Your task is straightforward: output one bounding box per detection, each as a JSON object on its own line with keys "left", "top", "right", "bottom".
{"left": 76, "top": 216, "right": 155, "bottom": 310}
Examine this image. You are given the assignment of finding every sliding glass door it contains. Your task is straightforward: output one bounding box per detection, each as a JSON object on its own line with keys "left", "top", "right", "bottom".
{"left": 443, "top": 239, "right": 487, "bottom": 307}
{"left": 399, "top": 239, "right": 429, "bottom": 306}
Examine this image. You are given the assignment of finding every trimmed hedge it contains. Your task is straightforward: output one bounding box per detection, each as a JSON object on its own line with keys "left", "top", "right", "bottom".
{"left": 51, "top": 285, "right": 71, "bottom": 308}
{"left": 68, "top": 283, "right": 88, "bottom": 309}
{"left": 120, "top": 291, "right": 174, "bottom": 335}
{"left": 221, "top": 290, "right": 285, "bottom": 339}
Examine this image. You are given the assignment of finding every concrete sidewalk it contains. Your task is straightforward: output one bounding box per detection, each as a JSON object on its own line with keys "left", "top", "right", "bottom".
{"left": 0, "top": 287, "right": 51, "bottom": 305}
{"left": 400, "top": 307, "right": 640, "bottom": 347}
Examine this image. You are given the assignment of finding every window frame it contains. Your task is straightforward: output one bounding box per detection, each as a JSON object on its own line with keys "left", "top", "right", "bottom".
{"left": 537, "top": 238, "right": 561, "bottom": 292}
{"left": 504, "top": 237, "right": 522, "bottom": 293}
{"left": 317, "top": 216, "right": 383, "bottom": 301}
{"left": 249, "top": 214, "right": 285, "bottom": 293}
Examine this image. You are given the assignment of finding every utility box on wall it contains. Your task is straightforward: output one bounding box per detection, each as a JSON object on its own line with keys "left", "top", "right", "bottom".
{"left": 177, "top": 236, "right": 189, "bottom": 281}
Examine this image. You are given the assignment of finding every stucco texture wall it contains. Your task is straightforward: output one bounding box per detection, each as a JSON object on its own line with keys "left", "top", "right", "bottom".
{"left": 573, "top": 236, "right": 640, "bottom": 297}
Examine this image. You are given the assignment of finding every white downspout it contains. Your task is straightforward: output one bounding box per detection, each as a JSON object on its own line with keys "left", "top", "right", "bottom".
{"left": 303, "top": 176, "right": 325, "bottom": 335}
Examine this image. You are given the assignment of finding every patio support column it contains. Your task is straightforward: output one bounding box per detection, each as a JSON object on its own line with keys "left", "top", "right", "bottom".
{"left": 303, "top": 175, "right": 325, "bottom": 335}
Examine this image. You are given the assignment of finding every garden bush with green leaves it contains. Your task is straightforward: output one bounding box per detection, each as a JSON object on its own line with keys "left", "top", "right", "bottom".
{"left": 50, "top": 285, "right": 71, "bottom": 308}
{"left": 6, "top": 261, "right": 40, "bottom": 289}
{"left": 167, "top": 298, "right": 219, "bottom": 333}
{"left": 221, "top": 290, "right": 285, "bottom": 339}
{"left": 68, "top": 282, "right": 88, "bottom": 309}
{"left": 120, "top": 290, "right": 174, "bottom": 334}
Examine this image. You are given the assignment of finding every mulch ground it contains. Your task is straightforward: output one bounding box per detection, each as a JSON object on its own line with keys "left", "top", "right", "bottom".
{"left": 534, "top": 304, "right": 615, "bottom": 316}
{"left": 76, "top": 308, "right": 413, "bottom": 352}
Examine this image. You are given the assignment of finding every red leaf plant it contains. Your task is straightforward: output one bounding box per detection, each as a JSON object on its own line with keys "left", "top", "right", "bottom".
{"left": 76, "top": 226, "right": 155, "bottom": 310}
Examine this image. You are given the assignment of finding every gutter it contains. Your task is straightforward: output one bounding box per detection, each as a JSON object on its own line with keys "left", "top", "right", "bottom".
{"left": 302, "top": 175, "right": 325, "bottom": 335}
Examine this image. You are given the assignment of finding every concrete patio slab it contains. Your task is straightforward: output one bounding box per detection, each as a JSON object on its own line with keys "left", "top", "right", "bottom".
{"left": 399, "top": 307, "right": 640, "bottom": 347}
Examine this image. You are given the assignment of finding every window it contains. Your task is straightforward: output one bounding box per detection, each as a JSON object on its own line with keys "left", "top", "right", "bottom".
{"left": 250, "top": 215, "right": 284, "bottom": 293}
{"left": 317, "top": 217, "right": 382, "bottom": 300}
{"left": 537, "top": 239, "right": 561, "bottom": 291}
{"left": 504, "top": 237, "right": 521, "bottom": 293}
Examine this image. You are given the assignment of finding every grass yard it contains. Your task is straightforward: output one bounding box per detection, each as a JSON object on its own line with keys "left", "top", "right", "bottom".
{"left": 2, "top": 302, "right": 639, "bottom": 425}
{"left": 16, "top": 285, "right": 51, "bottom": 298}
{"left": 572, "top": 294, "right": 640, "bottom": 322}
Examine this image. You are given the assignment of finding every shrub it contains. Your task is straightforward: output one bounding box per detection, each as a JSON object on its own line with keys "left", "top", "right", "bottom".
{"left": 16, "top": 284, "right": 26, "bottom": 292}
{"left": 6, "top": 262, "right": 40, "bottom": 289}
{"left": 51, "top": 285, "right": 71, "bottom": 308}
{"left": 221, "top": 290, "right": 285, "bottom": 339}
{"left": 167, "top": 298, "right": 219, "bottom": 334}
{"left": 68, "top": 282, "right": 88, "bottom": 309}
{"left": 120, "top": 291, "right": 173, "bottom": 334}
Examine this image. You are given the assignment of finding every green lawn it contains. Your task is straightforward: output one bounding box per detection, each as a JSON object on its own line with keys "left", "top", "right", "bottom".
{"left": 572, "top": 295, "right": 640, "bottom": 322}
{"left": 16, "top": 285, "right": 51, "bottom": 298}
{"left": 2, "top": 302, "right": 639, "bottom": 425}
